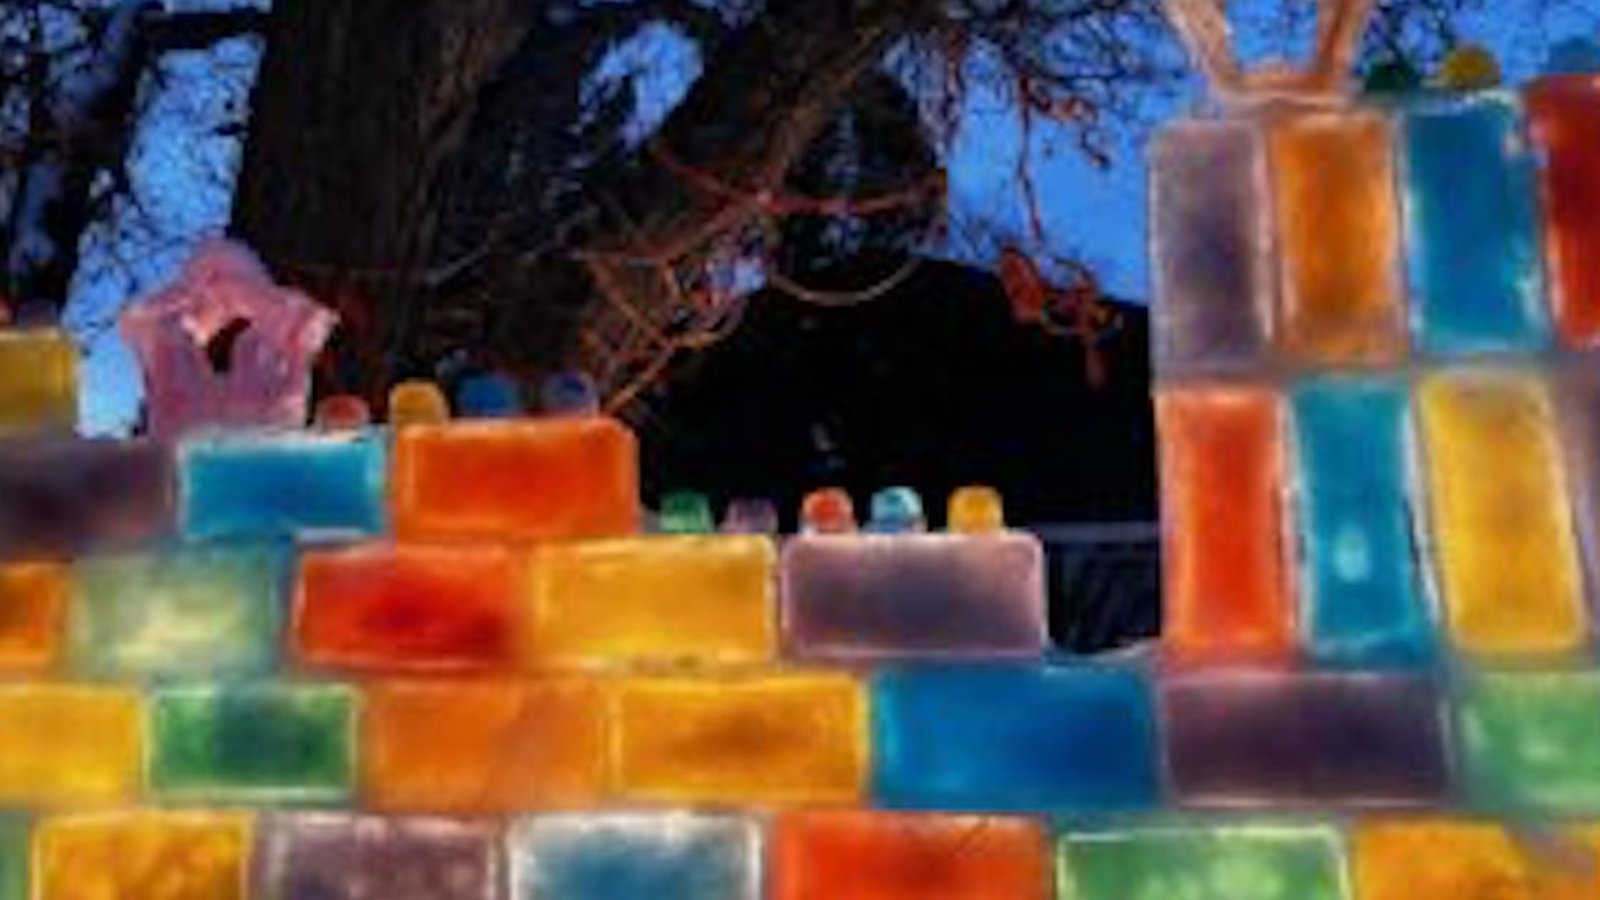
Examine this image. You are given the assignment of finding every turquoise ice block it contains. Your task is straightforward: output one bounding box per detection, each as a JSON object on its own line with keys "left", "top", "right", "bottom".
{"left": 71, "top": 544, "right": 286, "bottom": 679}
{"left": 1292, "top": 378, "right": 1432, "bottom": 667}
{"left": 1400, "top": 91, "right": 1549, "bottom": 355}
{"left": 871, "top": 665, "right": 1159, "bottom": 812}
{"left": 510, "top": 813, "right": 760, "bottom": 900}
{"left": 179, "top": 431, "right": 386, "bottom": 540}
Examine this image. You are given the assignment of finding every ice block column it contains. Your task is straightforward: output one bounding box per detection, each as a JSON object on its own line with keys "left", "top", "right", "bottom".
{"left": 1418, "top": 370, "right": 1587, "bottom": 656}
{"left": 1399, "top": 92, "right": 1550, "bottom": 354}
{"left": 255, "top": 815, "right": 501, "bottom": 900}
{"left": 871, "top": 665, "right": 1158, "bottom": 812}
{"left": 1292, "top": 378, "right": 1431, "bottom": 667}
{"left": 0, "top": 329, "right": 76, "bottom": 435}
{"left": 1269, "top": 109, "right": 1407, "bottom": 365}
{"left": 781, "top": 531, "right": 1046, "bottom": 661}
{"left": 772, "top": 812, "right": 1049, "bottom": 900}
{"left": 1527, "top": 73, "right": 1600, "bottom": 347}
{"left": 1162, "top": 671, "right": 1450, "bottom": 807}
{"left": 1059, "top": 825, "right": 1347, "bottom": 900}
{"left": 1157, "top": 385, "right": 1294, "bottom": 665}
{"left": 1149, "top": 120, "right": 1273, "bottom": 371}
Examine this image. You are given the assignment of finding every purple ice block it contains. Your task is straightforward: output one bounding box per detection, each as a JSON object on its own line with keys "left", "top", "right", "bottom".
{"left": 254, "top": 814, "right": 500, "bottom": 900}
{"left": 0, "top": 437, "right": 173, "bottom": 560}
{"left": 781, "top": 533, "right": 1047, "bottom": 661}
{"left": 1162, "top": 670, "right": 1450, "bottom": 808}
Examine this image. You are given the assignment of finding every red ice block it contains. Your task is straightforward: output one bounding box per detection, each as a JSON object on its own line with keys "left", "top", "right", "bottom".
{"left": 392, "top": 418, "right": 639, "bottom": 541}
{"left": 293, "top": 544, "right": 520, "bottom": 672}
{"left": 1528, "top": 74, "right": 1600, "bottom": 347}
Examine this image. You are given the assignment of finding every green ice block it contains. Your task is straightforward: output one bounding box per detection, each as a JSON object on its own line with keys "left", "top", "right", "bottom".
{"left": 1457, "top": 670, "right": 1600, "bottom": 814}
{"left": 149, "top": 683, "right": 354, "bottom": 804}
{"left": 0, "top": 817, "right": 25, "bottom": 900}
{"left": 1058, "top": 825, "right": 1346, "bottom": 900}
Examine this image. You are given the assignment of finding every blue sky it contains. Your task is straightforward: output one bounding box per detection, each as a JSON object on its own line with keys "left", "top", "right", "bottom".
{"left": 65, "top": 0, "right": 1600, "bottom": 434}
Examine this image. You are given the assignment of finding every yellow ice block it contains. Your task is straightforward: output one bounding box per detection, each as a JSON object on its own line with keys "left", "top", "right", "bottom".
{"left": 0, "top": 329, "right": 76, "bottom": 434}
{"left": 527, "top": 535, "right": 775, "bottom": 665}
{"left": 1354, "top": 819, "right": 1600, "bottom": 900}
{"left": 1419, "top": 371, "right": 1587, "bottom": 655}
{"left": 0, "top": 685, "right": 142, "bottom": 807}
{"left": 37, "top": 812, "right": 251, "bottom": 900}
{"left": 615, "top": 672, "right": 867, "bottom": 805}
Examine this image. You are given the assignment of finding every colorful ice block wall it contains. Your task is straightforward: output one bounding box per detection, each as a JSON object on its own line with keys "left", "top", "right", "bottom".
{"left": 3, "top": 40, "right": 1600, "bottom": 900}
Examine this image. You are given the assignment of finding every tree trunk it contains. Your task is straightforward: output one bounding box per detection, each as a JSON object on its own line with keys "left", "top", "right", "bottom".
{"left": 229, "top": 0, "right": 529, "bottom": 399}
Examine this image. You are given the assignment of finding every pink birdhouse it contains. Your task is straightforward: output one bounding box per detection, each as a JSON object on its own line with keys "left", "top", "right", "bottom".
{"left": 120, "top": 239, "right": 336, "bottom": 439}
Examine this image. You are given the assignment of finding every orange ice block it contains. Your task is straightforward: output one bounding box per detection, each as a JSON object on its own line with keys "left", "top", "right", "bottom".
{"left": 0, "top": 562, "right": 64, "bottom": 672}
{"left": 1158, "top": 386, "right": 1294, "bottom": 664}
{"left": 1528, "top": 74, "right": 1600, "bottom": 348}
{"left": 294, "top": 544, "right": 520, "bottom": 672}
{"left": 392, "top": 418, "right": 639, "bottom": 541}
{"left": 36, "top": 812, "right": 250, "bottom": 900}
{"left": 362, "top": 678, "right": 610, "bottom": 813}
{"left": 0, "top": 685, "right": 142, "bottom": 807}
{"left": 526, "top": 535, "right": 774, "bottom": 665}
{"left": 614, "top": 672, "right": 867, "bottom": 806}
{"left": 1269, "top": 110, "right": 1407, "bottom": 365}
{"left": 1354, "top": 820, "right": 1600, "bottom": 900}
{"left": 1419, "top": 371, "right": 1586, "bottom": 656}
{"left": 772, "top": 812, "right": 1049, "bottom": 900}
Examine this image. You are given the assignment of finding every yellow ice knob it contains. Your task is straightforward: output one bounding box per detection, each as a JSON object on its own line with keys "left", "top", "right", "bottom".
{"left": 1438, "top": 45, "right": 1502, "bottom": 90}
{"left": 388, "top": 379, "right": 450, "bottom": 426}
{"left": 948, "top": 486, "right": 1006, "bottom": 533}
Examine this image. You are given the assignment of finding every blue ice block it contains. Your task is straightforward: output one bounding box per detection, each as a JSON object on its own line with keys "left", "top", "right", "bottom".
{"left": 511, "top": 813, "right": 760, "bottom": 900}
{"left": 179, "top": 431, "right": 386, "bottom": 540}
{"left": 871, "top": 664, "right": 1159, "bottom": 812}
{"left": 1400, "top": 91, "right": 1549, "bottom": 355}
{"left": 1292, "top": 378, "right": 1433, "bottom": 667}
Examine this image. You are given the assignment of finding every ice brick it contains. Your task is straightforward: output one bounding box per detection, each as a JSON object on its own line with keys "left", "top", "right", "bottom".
{"left": 1292, "top": 378, "right": 1432, "bottom": 667}
{"left": 0, "top": 562, "right": 65, "bottom": 672}
{"left": 1354, "top": 819, "right": 1600, "bottom": 900}
{"left": 1456, "top": 670, "right": 1600, "bottom": 814}
{"left": 1418, "top": 370, "right": 1586, "bottom": 656}
{"left": 179, "top": 431, "right": 385, "bottom": 540}
{"left": 71, "top": 545, "right": 285, "bottom": 679}
{"left": 772, "top": 811, "right": 1048, "bottom": 900}
{"left": 1059, "top": 824, "right": 1346, "bottom": 900}
{"left": 1149, "top": 120, "right": 1273, "bottom": 370}
{"left": 1400, "top": 92, "right": 1549, "bottom": 354}
{"left": 1162, "top": 671, "right": 1450, "bottom": 807}
{"left": 0, "top": 329, "right": 76, "bottom": 435}
{"left": 393, "top": 418, "right": 639, "bottom": 541}
{"left": 0, "top": 818, "right": 24, "bottom": 900}
{"left": 255, "top": 814, "right": 500, "bottom": 900}
{"left": 36, "top": 812, "right": 250, "bottom": 900}
{"left": 149, "top": 683, "right": 354, "bottom": 804}
{"left": 781, "top": 533, "right": 1046, "bottom": 661}
{"left": 1527, "top": 74, "right": 1600, "bottom": 347}
{"left": 0, "top": 437, "right": 172, "bottom": 560}
{"left": 1157, "top": 385, "right": 1294, "bottom": 664}
{"left": 295, "top": 544, "right": 520, "bottom": 673}
{"left": 0, "top": 685, "right": 142, "bottom": 808}
{"left": 362, "top": 678, "right": 609, "bottom": 813}
{"left": 527, "top": 536, "right": 774, "bottom": 665}
{"left": 1269, "top": 109, "right": 1407, "bottom": 365}
{"left": 614, "top": 672, "right": 866, "bottom": 806}
{"left": 510, "top": 813, "right": 760, "bottom": 900}
{"left": 872, "top": 665, "right": 1158, "bottom": 812}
